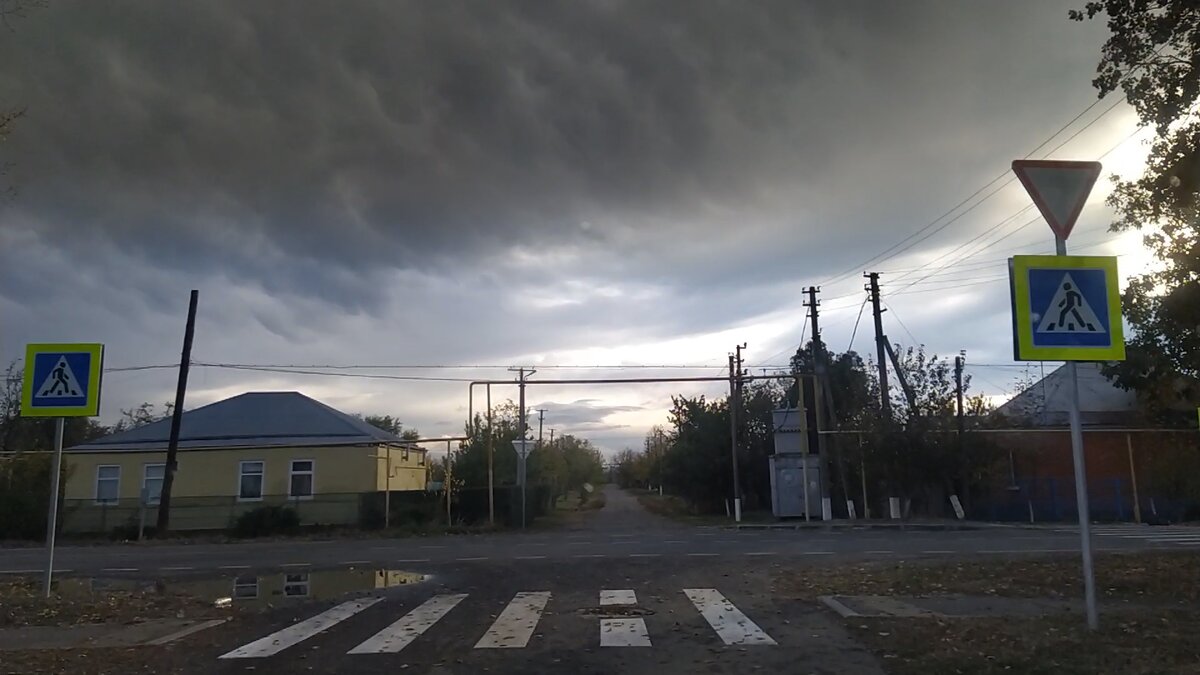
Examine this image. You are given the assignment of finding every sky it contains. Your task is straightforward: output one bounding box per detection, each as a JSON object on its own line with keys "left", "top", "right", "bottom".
{"left": 0, "top": 1, "right": 1157, "bottom": 457}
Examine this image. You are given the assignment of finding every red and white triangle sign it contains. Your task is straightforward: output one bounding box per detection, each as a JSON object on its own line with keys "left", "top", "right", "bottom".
{"left": 1011, "top": 159, "right": 1102, "bottom": 241}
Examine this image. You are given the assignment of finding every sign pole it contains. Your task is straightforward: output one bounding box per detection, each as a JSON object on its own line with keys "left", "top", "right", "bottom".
{"left": 43, "top": 416, "right": 65, "bottom": 598}
{"left": 1057, "top": 234, "right": 1099, "bottom": 631}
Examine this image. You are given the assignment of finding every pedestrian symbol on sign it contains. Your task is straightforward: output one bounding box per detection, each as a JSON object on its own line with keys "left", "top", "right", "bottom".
{"left": 36, "top": 356, "right": 83, "bottom": 398}
{"left": 1036, "top": 273, "right": 1104, "bottom": 334}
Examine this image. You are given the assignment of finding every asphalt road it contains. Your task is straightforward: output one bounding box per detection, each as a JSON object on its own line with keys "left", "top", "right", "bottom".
{"left": 0, "top": 491, "right": 1195, "bottom": 576}
{"left": 5, "top": 487, "right": 1199, "bottom": 674}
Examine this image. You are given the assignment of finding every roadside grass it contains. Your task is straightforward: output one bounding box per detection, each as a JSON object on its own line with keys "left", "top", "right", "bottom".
{"left": 776, "top": 552, "right": 1200, "bottom": 674}
{"left": 774, "top": 550, "right": 1200, "bottom": 602}
{"left": 633, "top": 489, "right": 768, "bottom": 525}
{"left": 1, "top": 578, "right": 225, "bottom": 628}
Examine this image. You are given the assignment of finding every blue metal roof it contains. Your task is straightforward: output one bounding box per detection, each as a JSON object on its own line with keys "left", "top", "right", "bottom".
{"left": 69, "top": 391, "right": 409, "bottom": 452}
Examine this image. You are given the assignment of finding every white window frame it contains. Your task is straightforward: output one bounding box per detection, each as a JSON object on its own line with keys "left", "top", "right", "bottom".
{"left": 283, "top": 572, "right": 310, "bottom": 597}
{"left": 142, "top": 463, "right": 165, "bottom": 505}
{"left": 95, "top": 465, "right": 121, "bottom": 505}
{"left": 237, "top": 460, "right": 265, "bottom": 502}
{"left": 288, "top": 459, "right": 315, "bottom": 500}
{"left": 232, "top": 575, "right": 259, "bottom": 600}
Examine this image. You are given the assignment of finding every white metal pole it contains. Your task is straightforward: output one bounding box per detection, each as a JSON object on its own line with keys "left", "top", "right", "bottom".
{"left": 1058, "top": 234, "right": 1099, "bottom": 631}
{"left": 384, "top": 446, "right": 391, "bottom": 530}
{"left": 43, "top": 417, "right": 65, "bottom": 598}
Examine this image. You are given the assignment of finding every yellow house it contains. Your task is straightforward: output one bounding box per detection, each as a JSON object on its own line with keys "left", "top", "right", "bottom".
{"left": 61, "top": 391, "right": 428, "bottom": 533}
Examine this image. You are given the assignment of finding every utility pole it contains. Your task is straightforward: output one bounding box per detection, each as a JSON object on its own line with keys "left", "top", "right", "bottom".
{"left": 805, "top": 286, "right": 835, "bottom": 511}
{"left": 486, "top": 384, "right": 494, "bottom": 526}
{"left": 536, "top": 409, "right": 546, "bottom": 447}
{"left": 865, "top": 273, "right": 890, "bottom": 418}
{"left": 728, "top": 352, "right": 742, "bottom": 522}
{"left": 731, "top": 344, "right": 747, "bottom": 522}
{"left": 157, "top": 290, "right": 199, "bottom": 535}
{"left": 955, "top": 351, "right": 967, "bottom": 511}
{"left": 508, "top": 367, "right": 534, "bottom": 528}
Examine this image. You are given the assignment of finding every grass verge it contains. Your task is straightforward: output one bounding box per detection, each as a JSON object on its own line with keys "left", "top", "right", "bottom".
{"left": 775, "top": 552, "right": 1200, "bottom": 674}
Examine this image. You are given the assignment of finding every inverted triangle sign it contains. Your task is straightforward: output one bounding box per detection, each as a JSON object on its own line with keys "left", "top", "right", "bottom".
{"left": 1011, "top": 159, "right": 1101, "bottom": 240}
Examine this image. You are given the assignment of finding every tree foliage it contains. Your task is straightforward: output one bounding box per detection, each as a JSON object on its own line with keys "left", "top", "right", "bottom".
{"left": 363, "top": 414, "right": 420, "bottom": 440}
{"left": 1072, "top": 1, "right": 1200, "bottom": 418}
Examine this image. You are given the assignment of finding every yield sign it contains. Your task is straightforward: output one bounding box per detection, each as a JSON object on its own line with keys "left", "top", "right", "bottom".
{"left": 1011, "top": 159, "right": 1102, "bottom": 241}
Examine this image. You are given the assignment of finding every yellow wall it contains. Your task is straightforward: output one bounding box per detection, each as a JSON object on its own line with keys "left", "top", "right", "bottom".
{"left": 63, "top": 444, "right": 387, "bottom": 501}
{"left": 59, "top": 443, "right": 429, "bottom": 532}
{"left": 375, "top": 445, "right": 428, "bottom": 492}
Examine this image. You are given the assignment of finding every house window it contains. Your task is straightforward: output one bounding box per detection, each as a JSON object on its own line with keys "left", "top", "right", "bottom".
{"left": 289, "top": 460, "right": 314, "bottom": 499}
{"left": 142, "top": 464, "right": 165, "bottom": 505}
{"left": 238, "top": 461, "right": 264, "bottom": 501}
{"left": 283, "top": 573, "right": 310, "bottom": 597}
{"left": 232, "top": 575, "right": 259, "bottom": 600}
{"left": 95, "top": 465, "right": 120, "bottom": 505}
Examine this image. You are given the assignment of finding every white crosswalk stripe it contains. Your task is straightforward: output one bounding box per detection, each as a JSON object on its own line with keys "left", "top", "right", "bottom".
{"left": 683, "top": 588, "right": 777, "bottom": 646}
{"left": 217, "top": 586, "right": 781, "bottom": 659}
{"left": 474, "top": 591, "right": 552, "bottom": 649}
{"left": 599, "top": 589, "right": 651, "bottom": 647}
{"left": 219, "top": 597, "right": 381, "bottom": 659}
{"left": 1070, "top": 525, "right": 1200, "bottom": 546}
{"left": 348, "top": 594, "right": 467, "bottom": 654}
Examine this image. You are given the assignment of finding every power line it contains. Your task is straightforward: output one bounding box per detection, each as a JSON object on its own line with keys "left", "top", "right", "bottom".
{"left": 882, "top": 300, "right": 920, "bottom": 346}
{"left": 846, "top": 297, "right": 868, "bottom": 352}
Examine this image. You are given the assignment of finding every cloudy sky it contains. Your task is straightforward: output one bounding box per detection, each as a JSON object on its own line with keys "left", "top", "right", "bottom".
{"left": 0, "top": 1, "right": 1155, "bottom": 455}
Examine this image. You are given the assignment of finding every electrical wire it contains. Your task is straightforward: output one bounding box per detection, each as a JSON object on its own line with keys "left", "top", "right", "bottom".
{"left": 846, "top": 297, "right": 869, "bottom": 352}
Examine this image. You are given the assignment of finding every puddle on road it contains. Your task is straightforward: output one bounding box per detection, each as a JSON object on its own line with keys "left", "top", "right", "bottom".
{"left": 57, "top": 568, "right": 428, "bottom": 609}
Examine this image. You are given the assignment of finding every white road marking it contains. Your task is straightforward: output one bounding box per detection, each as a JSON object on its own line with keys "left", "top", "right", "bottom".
{"left": 683, "top": 588, "right": 776, "bottom": 646}
{"left": 687, "top": 552, "right": 719, "bottom": 557}
{"left": 802, "top": 551, "right": 833, "bottom": 556}
{"left": 218, "top": 565, "right": 249, "bottom": 570}
{"left": 745, "top": 552, "right": 776, "bottom": 556}
{"left": 864, "top": 550, "right": 894, "bottom": 555}
{"left": 161, "top": 566, "right": 194, "bottom": 571}
{"left": 664, "top": 540, "right": 686, "bottom": 544}
{"left": 396, "top": 558, "right": 431, "bottom": 563}
{"left": 475, "top": 591, "right": 551, "bottom": 649}
{"left": 0, "top": 569, "right": 38, "bottom": 574}
{"left": 338, "top": 561, "right": 369, "bottom": 566}
{"left": 102, "top": 568, "right": 138, "bottom": 572}
{"left": 922, "top": 550, "right": 955, "bottom": 554}
{"left": 456, "top": 557, "right": 488, "bottom": 562}
{"left": 601, "top": 618, "right": 651, "bottom": 647}
{"left": 219, "top": 597, "right": 381, "bottom": 659}
{"left": 628, "top": 553, "right": 661, "bottom": 558}
{"left": 514, "top": 555, "right": 546, "bottom": 560}
{"left": 348, "top": 594, "right": 467, "bottom": 654}
{"left": 281, "top": 563, "right": 310, "bottom": 568}
{"left": 600, "top": 589, "right": 637, "bottom": 606}
{"left": 573, "top": 554, "right": 606, "bottom": 558}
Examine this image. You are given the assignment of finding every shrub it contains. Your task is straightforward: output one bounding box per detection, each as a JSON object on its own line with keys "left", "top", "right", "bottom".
{"left": 231, "top": 505, "right": 300, "bottom": 538}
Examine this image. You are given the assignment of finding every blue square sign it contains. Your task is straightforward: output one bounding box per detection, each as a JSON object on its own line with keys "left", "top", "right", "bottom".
{"left": 1027, "top": 267, "right": 1113, "bottom": 349}
{"left": 21, "top": 343, "right": 105, "bottom": 417}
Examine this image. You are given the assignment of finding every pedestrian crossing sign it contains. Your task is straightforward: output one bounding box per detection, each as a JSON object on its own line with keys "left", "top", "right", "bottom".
{"left": 21, "top": 343, "right": 105, "bottom": 417}
{"left": 1009, "top": 256, "right": 1124, "bottom": 361}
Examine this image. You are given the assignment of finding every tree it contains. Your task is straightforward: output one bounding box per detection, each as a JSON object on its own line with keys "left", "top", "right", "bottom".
{"left": 363, "top": 414, "right": 420, "bottom": 440}
{"left": 1071, "top": 1, "right": 1200, "bottom": 419}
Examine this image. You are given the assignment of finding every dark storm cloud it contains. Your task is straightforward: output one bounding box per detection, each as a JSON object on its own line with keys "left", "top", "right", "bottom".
{"left": 0, "top": 0, "right": 1124, "bottom": 436}
{"left": 0, "top": 0, "right": 1107, "bottom": 313}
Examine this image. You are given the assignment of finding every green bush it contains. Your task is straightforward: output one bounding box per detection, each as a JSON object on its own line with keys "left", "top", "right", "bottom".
{"left": 230, "top": 505, "right": 300, "bottom": 538}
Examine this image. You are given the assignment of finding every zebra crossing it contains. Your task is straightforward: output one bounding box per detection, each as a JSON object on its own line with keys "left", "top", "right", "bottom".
{"left": 1062, "top": 524, "right": 1200, "bottom": 546}
{"left": 219, "top": 587, "right": 776, "bottom": 659}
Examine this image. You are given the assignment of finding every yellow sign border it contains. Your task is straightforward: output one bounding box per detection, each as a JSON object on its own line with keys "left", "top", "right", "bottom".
{"left": 1010, "top": 255, "right": 1125, "bottom": 362}
{"left": 21, "top": 343, "right": 105, "bottom": 417}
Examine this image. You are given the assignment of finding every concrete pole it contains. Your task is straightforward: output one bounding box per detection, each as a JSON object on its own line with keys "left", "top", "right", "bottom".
{"left": 42, "top": 417, "right": 65, "bottom": 598}
{"left": 487, "top": 384, "right": 494, "bottom": 526}
{"left": 1127, "top": 433, "right": 1141, "bottom": 524}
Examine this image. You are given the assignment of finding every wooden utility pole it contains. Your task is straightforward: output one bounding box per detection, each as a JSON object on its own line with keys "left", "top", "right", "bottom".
{"left": 865, "top": 273, "right": 890, "bottom": 418}
{"left": 156, "top": 290, "right": 198, "bottom": 534}
{"left": 955, "top": 352, "right": 967, "bottom": 510}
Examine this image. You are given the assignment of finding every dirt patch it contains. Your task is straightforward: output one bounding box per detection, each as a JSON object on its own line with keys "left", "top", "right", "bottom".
{"left": 775, "top": 551, "right": 1200, "bottom": 604}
